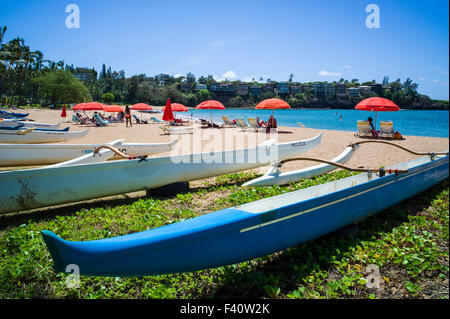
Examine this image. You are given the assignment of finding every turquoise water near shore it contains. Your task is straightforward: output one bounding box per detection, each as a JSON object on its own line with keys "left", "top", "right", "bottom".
{"left": 185, "top": 109, "right": 449, "bottom": 138}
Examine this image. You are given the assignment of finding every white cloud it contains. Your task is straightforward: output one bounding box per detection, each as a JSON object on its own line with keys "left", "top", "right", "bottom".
{"left": 242, "top": 76, "right": 256, "bottom": 82}
{"left": 433, "top": 79, "right": 440, "bottom": 83}
{"left": 318, "top": 70, "right": 342, "bottom": 77}
{"left": 173, "top": 74, "right": 184, "bottom": 78}
{"left": 342, "top": 65, "right": 352, "bottom": 69}
{"left": 221, "top": 70, "right": 237, "bottom": 79}
{"left": 208, "top": 40, "right": 224, "bottom": 48}
{"left": 436, "top": 67, "right": 448, "bottom": 75}
{"left": 417, "top": 77, "right": 425, "bottom": 81}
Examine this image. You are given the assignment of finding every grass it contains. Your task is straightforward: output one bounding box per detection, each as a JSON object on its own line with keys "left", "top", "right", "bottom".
{"left": 0, "top": 170, "right": 448, "bottom": 299}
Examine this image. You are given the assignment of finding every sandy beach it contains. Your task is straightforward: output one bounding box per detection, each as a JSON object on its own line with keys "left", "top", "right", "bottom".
{"left": 19, "top": 108, "right": 449, "bottom": 176}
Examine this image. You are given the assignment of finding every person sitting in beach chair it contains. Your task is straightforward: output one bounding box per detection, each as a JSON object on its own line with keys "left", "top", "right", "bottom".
{"left": 266, "top": 115, "right": 277, "bottom": 133}
{"left": 256, "top": 117, "right": 266, "bottom": 128}
{"left": 72, "top": 113, "right": 84, "bottom": 124}
{"left": 132, "top": 114, "right": 148, "bottom": 124}
{"left": 222, "top": 116, "right": 236, "bottom": 127}
{"left": 236, "top": 118, "right": 249, "bottom": 131}
{"left": 247, "top": 118, "right": 261, "bottom": 131}
{"left": 93, "top": 113, "right": 109, "bottom": 126}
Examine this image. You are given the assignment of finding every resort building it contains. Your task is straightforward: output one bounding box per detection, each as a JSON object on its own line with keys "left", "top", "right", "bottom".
{"left": 336, "top": 84, "right": 347, "bottom": 97}
{"left": 358, "top": 85, "right": 372, "bottom": 95}
{"left": 196, "top": 83, "right": 207, "bottom": 91}
{"left": 313, "top": 83, "right": 335, "bottom": 97}
{"left": 262, "top": 83, "right": 275, "bottom": 93}
{"left": 290, "top": 84, "right": 303, "bottom": 95}
{"left": 276, "top": 82, "right": 290, "bottom": 95}
{"left": 236, "top": 83, "right": 249, "bottom": 95}
{"left": 249, "top": 85, "right": 262, "bottom": 96}
{"left": 209, "top": 83, "right": 235, "bottom": 95}
{"left": 347, "top": 87, "right": 360, "bottom": 97}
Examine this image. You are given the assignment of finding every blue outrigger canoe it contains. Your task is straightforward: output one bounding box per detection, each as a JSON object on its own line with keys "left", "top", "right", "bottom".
{"left": 42, "top": 152, "right": 449, "bottom": 277}
{"left": 0, "top": 109, "right": 29, "bottom": 118}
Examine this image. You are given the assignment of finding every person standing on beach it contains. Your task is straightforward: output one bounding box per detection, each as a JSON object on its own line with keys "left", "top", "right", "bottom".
{"left": 125, "top": 105, "right": 132, "bottom": 127}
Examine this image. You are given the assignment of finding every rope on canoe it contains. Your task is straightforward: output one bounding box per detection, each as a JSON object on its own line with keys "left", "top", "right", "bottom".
{"left": 350, "top": 140, "right": 448, "bottom": 158}
{"left": 93, "top": 145, "right": 148, "bottom": 161}
{"left": 277, "top": 157, "right": 407, "bottom": 175}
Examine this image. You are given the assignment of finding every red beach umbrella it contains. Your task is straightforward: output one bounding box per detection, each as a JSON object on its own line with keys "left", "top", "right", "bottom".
{"left": 104, "top": 105, "right": 124, "bottom": 112}
{"left": 162, "top": 99, "right": 174, "bottom": 122}
{"left": 131, "top": 103, "right": 153, "bottom": 111}
{"left": 163, "top": 103, "right": 188, "bottom": 112}
{"left": 255, "top": 98, "right": 291, "bottom": 110}
{"left": 195, "top": 100, "right": 225, "bottom": 123}
{"left": 355, "top": 97, "right": 399, "bottom": 112}
{"left": 255, "top": 98, "right": 290, "bottom": 116}
{"left": 72, "top": 103, "right": 87, "bottom": 111}
{"left": 61, "top": 105, "right": 67, "bottom": 118}
{"left": 195, "top": 100, "right": 225, "bottom": 110}
{"left": 77, "top": 102, "right": 105, "bottom": 111}
{"left": 355, "top": 97, "right": 399, "bottom": 130}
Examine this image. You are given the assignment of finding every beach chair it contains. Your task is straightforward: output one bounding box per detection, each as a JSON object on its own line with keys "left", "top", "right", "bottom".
{"left": 150, "top": 116, "right": 163, "bottom": 123}
{"left": 222, "top": 116, "right": 236, "bottom": 127}
{"left": 160, "top": 126, "right": 194, "bottom": 135}
{"left": 236, "top": 118, "right": 249, "bottom": 131}
{"left": 93, "top": 114, "right": 109, "bottom": 126}
{"left": 355, "top": 120, "right": 372, "bottom": 138}
{"left": 379, "top": 121, "right": 394, "bottom": 138}
{"left": 247, "top": 118, "right": 260, "bottom": 131}
{"left": 133, "top": 114, "right": 148, "bottom": 124}
{"left": 72, "top": 114, "right": 84, "bottom": 124}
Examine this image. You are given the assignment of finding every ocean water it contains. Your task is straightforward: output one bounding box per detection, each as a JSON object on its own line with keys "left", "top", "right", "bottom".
{"left": 184, "top": 109, "right": 449, "bottom": 138}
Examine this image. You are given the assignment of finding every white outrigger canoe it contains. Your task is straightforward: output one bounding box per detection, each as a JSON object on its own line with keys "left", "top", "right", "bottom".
{"left": 0, "top": 139, "right": 178, "bottom": 167}
{"left": 0, "top": 133, "right": 322, "bottom": 214}
{"left": 243, "top": 144, "right": 358, "bottom": 186}
{"left": 0, "top": 118, "right": 61, "bottom": 129}
{"left": 0, "top": 128, "right": 89, "bottom": 144}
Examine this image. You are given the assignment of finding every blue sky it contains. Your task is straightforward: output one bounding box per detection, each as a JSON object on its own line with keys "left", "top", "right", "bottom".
{"left": 1, "top": 0, "right": 449, "bottom": 99}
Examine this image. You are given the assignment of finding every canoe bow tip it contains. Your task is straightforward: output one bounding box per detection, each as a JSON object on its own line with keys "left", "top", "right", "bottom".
{"left": 41, "top": 230, "right": 66, "bottom": 272}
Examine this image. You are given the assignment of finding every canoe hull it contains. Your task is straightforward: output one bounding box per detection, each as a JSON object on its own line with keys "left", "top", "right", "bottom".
{"left": 42, "top": 154, "right": 449, "bottom": 276}
{"left": 0, "top": 129, "right": 89, "bottom": 144}
{"left": 0, "top": 140, "right": 177, "bottom": 166}
{"left": 0, "top": 134, "right": 322, "bottom": 214}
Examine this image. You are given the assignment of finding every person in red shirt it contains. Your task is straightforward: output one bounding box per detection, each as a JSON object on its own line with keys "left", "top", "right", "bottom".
{"left": 266, "top": 115, "right": 277, "bottom": 133}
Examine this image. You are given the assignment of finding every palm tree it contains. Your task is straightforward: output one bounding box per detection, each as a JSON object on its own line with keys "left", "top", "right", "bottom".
{"left": 0, "top": 25, "right": 7, "bottom": 43}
